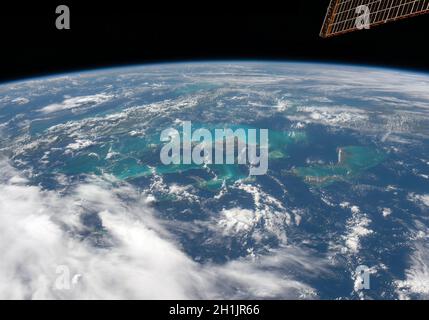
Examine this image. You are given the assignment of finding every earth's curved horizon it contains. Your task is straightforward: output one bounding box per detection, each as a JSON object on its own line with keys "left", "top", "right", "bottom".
{"left": 0, "top": 61, "right": 428, "bottom": 299}
{"left": 3, "top": 60, "right": 429, "bottom": 87}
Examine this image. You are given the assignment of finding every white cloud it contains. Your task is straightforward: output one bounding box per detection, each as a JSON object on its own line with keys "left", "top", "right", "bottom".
{"left": 40, "top": 94, "right": 113, "bottom": 114}
{"left": 218, "top": 208, "right": 255, "bottom": 234}
{"left": 11, "top": 97, "right": 30, "bottom": 105}
{"left": 340, "top": 204, "right": 373, "bottom": 254}
{"left": 396, "top": 244, "right": 429, "bottom": 300}
{"left": 65, "top": 139, "right": 95, "bottom": 154}
{"left": 408, "top": 193, "right": 429, "bottom": 208}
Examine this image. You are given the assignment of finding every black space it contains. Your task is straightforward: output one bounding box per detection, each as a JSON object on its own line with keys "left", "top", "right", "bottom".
{"left": 0, "top": 0, "right": 428, "bottom": 82}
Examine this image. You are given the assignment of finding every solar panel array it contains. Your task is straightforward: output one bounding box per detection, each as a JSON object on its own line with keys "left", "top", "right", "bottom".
{"left": 320, "top": 0, "right": 429, "bottom": 37}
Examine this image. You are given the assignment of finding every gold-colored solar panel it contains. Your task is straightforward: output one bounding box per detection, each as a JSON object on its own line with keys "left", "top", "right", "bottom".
{"left": 321, "top": 0, "right": 429, "bottom": 37}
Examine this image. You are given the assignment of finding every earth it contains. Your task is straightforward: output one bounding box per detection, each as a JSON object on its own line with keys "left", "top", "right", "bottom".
{"left": 0, "top": 62, "right": 429, "bottom": 299}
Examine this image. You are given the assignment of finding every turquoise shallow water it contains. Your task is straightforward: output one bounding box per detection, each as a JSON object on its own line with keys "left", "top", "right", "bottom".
{"left": 294, "top": 146, "right": 386, "bottom": 186}
{"left": 50, "top": 123, "right": 310, "bottom": 190}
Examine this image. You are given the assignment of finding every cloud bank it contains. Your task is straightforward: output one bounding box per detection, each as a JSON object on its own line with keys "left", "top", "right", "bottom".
{"left": 0, "top": 160, "right": 325, "bottom": 299}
